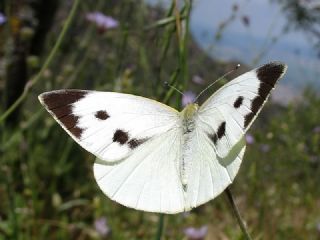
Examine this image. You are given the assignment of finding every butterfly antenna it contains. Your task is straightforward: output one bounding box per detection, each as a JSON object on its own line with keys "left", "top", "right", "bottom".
{"left": 164, "top": 81, "right": 185, "bottom": 96}
{"left": 194, "top": 64, "right": 240, "bottom": 103}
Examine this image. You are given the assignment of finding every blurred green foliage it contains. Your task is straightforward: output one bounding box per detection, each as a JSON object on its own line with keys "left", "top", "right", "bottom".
{"left": 0, "top": 0, "right": 319, "bottom": 239}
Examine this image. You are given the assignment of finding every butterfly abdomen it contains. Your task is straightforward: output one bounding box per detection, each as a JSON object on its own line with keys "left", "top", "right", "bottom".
{"left": 180, "top": 104, "right": 200, "bottom": 189}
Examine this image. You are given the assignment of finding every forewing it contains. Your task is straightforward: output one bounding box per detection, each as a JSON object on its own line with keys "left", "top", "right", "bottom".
{"left": 183, "top": 62, "right": 286, "bottom": 208}
{"left": 198, "top": 62, "right": 287, "bottom": 158}
{"left": 39, "top": 89, "right": 187, "bottom": 213}
{"left": 38, "top": 90, "right": 180, "bottom": 161}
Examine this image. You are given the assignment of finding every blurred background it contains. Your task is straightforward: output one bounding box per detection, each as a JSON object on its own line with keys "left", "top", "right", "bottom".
{"left": 0, "top": 0, "right": 319, "bottom": 239}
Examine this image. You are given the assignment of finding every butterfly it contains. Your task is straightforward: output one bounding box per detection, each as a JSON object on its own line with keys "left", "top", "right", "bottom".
{"left": 38, "top": 62, "right": 287, "bottom": 214}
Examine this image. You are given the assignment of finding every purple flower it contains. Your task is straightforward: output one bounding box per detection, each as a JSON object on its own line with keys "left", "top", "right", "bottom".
{"left": 94, "top": 217, "right": 110, "bottom": 237}
{"left": 86, "top": 12, "right": 119, "bottom": 32}
{"left": 182, "top": 211, "right": 191, "bottom": 218}
{"left": 299, "top": 0, "right": 320, "bottom": 9}
{"left": 182, "top": 91, "right": 196, "bottom": 107}
{"left": 260, "top": 144, "right": 270, "bottom": 153}
{"left": 0, "top": 13, "right": 6, "bottom": 25}
{"left": 313, "top": 126, "right": 320, "bottom": 133}
{"left": 242, "top": 15, "right": 250, "bottom": 27}
{"left": 310, "top": 155, "right": 319, "bottom": 163}
{"left": 232, "top": 4, "right": 239, "bottom": 12}
{"left": 184, "top": 225, "right": 208, "bottom": 240}
{"left": 245, "top": 134, "right": 254, "bottom": 145}
{"left": 317, "top": 221, "right": 320, "bottom": 233}
{"left": 192, "top": 75, "right": 205, "bottom": 85}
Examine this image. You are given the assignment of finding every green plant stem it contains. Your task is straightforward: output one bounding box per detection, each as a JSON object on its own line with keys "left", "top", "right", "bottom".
{"left": 174, "top": 0, "right": 192, "bottom": 107}
{"left": 225, "top": 187, "right": 253, "bottom": 240}
{"left": 154, "top": 214, "right": 165, "bottom": 240}
{"left": 6, "top": 170, "right": 18, "bottom": 239}
{"left": 155, "top": 1, "right": 177, "bottom": 88}
{"left": 162, "top": 68, "right": 180, "bottom": 104}
{"left": 0, "top": 0, "right": 80, "bottom": 124}
{"left": 144, "top": 15, "right": 186, "bottom": 30}
{"left": 181, "top": 0, "right": 192, "bottom": 89}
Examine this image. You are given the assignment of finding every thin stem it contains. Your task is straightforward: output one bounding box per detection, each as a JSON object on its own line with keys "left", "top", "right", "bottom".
{"left": 155, "top": 1, "right": 177, "bottom": 88}
{"left": 144, "top": 15, "right": 186, "bottom": 31}
{"left": 162, "top": 68, "right": 180, "bottom": 104}
{"left": 225, "top": 187, "right": 253, "bottom": 240}
{"left": 174, "top": 0, "right": 182, "bottom": 43}
{"left": 174, "top": 0, "right": 191, "bottom": 107}
{"left": 181, "top": 0, "right": 192, "bottom": 89}
{"left": 0, "top": 0, "right": 80, "bottom": 124}
{"left": 154, "top": 214, "right": 165, "bottom": 240}
{"left": 6, "top": 169, "right": 18, "bottom": 239}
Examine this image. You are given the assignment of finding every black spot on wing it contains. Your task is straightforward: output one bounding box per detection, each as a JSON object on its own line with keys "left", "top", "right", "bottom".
{"left": 113, "top": 129, "right": 129, "bottom": 145}
{"left": 95, "top": 110, "right": 109, "bottom": 120}
{"left": 211, "top": 134, "right": 218, "bottom": 145}
{"left": 209, "top": 121, "right": 226, "bottom": 145}
{"left": 128, "top": 138, "right": 148, "bottom": 149}
{"left": 256, "top": 62, "right": 286, "bottom": 87}
{"left": 217, "top": 121, "right": 226, "bottom": 139}
{"left": 233, "top": 96, "right": 244, "bottom": 108}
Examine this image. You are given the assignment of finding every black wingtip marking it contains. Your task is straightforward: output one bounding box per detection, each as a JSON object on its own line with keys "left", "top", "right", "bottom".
{"left": 256, "top": 62, "right": 286, "bottom": 87}
{"left": 251, "top": 96, "right": 264, "bottom": 114}
{"left": 243, "top": 62, "right": 287, "bottom": 129}
{"left": 39, "top": 90, "right": 88, "bottom": 139}
{"left": 233, "top": 96, "right": 244, "bottom": 108}
{"left": 59, "top": 114, "right": 79, "bottom": 129}
{"left": 70, "top": 126, "right": 83, "bottom": 139}
{"left": 57, "top": 113, "right": 84, "bottom": 139}
{"left": 40, "top": 90, "right": 87, "bottom": 110}
{"left": 53, "top": 105, "right": 73, "bottom": 118}
{"left": 244, "top": 112, "right": 255, "bottom": 128}
{"left": 113, "top": 129, "right": 129, "bottom": 145}
{"left": 95, "top": 110, "right": 110, "bottom": 120}
{"left": 244, "top": 96, "right": 264, "bottom": 128}
{"left": 128, "top": 138, "right": 148, "bottom": 149}
{"left": 258, "top": 82, "right": 273, "bottom": 100}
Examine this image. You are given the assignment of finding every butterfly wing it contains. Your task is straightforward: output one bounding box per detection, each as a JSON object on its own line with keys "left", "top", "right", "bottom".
{"left": 184, "top": 62, "right": 287, "bottom": 208}
{"left": 39, "top": 90, "right": 185, "bottom": 213}
{"left": 198, "top": 62, "right": 287, "bottom": 158}
{"left": 39, "top": 62, "right": 287, "bottom": 213}
{"left": 94, "top": 127, "right": 186, "bottom": 213}
{"left": 183, "top": 127, "right": 246, "bottom": 209}
{"left": 39, "top": 90, "right": 180, "bottom": 161}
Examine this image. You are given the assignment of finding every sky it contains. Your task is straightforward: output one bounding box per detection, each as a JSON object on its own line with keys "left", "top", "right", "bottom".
{"left": 146, "top": 0, "right": 320, "bottom": 95}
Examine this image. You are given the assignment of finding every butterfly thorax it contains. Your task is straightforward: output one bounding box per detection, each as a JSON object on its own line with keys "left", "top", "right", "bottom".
{"left": 180, "top": 103, "right": 199, "bottom": 189}
{"left": 181, "top": 103, "right": 199, "bottom": 131}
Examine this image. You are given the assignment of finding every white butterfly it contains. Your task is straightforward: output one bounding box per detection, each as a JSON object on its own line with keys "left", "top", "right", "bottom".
{"left": 38, "top": 62, "right": 287, "bottom": 214}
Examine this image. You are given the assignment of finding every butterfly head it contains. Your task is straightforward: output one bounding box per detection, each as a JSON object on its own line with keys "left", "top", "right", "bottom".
{"left": 181, "top": 103, "right": 199, "bottom": 119}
